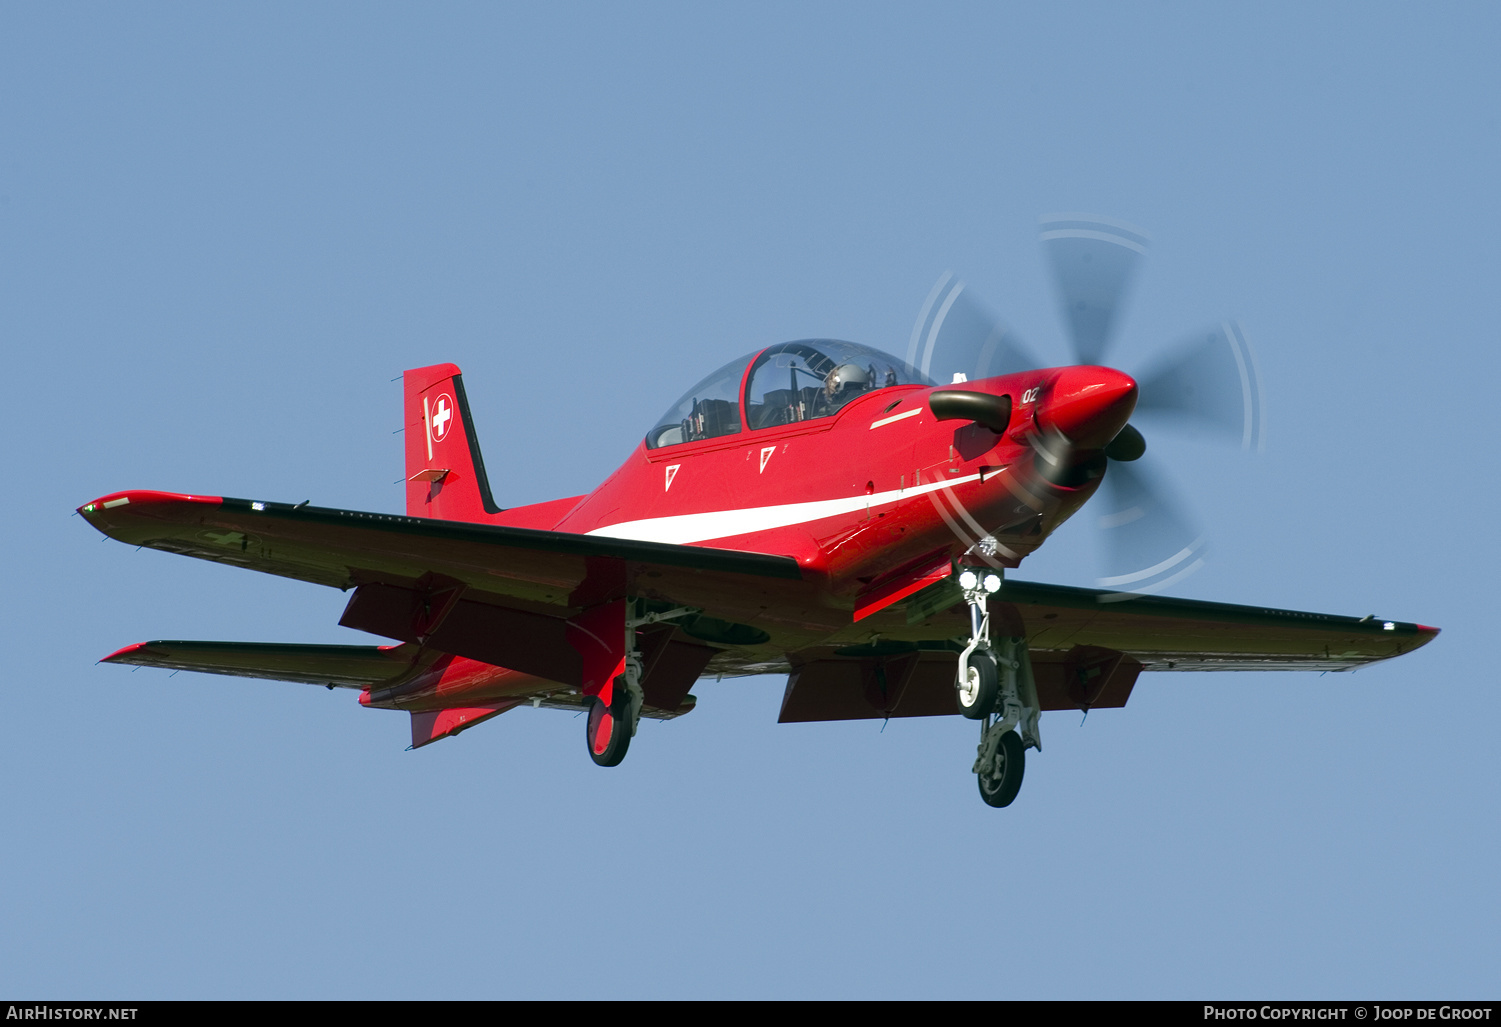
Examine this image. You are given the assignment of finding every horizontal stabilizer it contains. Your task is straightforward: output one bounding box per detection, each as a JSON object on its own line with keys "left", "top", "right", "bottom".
{"left": 102, "top": 640, "right": 422, "bottom": 689}
{"left": 410, "top": 703, "right": 519, "bottom": 748}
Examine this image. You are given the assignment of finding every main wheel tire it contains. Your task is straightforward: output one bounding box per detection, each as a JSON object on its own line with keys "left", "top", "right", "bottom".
{"left": 586, "top": 690, "right": 632, "bottom": 767}
{"left": 977, "top": 730, "right": 1025, "bottom": 808}
{"left": 956, "top": 650, "right": 999, "bottom": 719}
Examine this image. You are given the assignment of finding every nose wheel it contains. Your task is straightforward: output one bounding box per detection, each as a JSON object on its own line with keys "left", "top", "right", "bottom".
{"left": 976, "top": 726, "right": 1025, "bottom": 807}
{"left": 954, "top": 565, "right": 1042, "bottom": 808}
{"left": 956, "top": 649, "right": 998, "bottom": 719}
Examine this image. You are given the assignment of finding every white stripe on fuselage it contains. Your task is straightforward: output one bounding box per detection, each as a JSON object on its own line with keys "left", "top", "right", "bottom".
{"left": 869, "top": 407, "right": 922, "bottom": 429}
{"left": 585, "top": 471, "right": 990, "bottom": 545}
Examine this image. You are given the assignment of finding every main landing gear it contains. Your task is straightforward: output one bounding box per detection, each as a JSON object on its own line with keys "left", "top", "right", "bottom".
{"left": 585, "top": 668, "right": 637, "bottom": 768}
{"left": 577, "top": 600, "right": 694, "bottom": 768}
{"left": 954, "top": 568, "right": 1042, "bottom": 808}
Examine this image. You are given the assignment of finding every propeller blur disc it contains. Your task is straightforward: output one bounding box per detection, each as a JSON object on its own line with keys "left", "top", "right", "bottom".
{"left": 1094, "top": 458, "right": 1205, "bottom": 598}
{"left": 910, "top": 216, "right": 1260, "bottom": 597}
{"left": 1134, "top": 321, "right": 1266, "bottom": 452}
{"left": 1039, "top": 213, "right": 1149, "bottom": 365}
{"left": 908, "top": 272, "right": 1041, "bottom": 384}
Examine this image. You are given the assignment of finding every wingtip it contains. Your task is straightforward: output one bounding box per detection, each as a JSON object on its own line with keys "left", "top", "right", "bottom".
{"left": 79, "top": 490, "right": 224, "bottom": 515}
{"left": 100, "top": 641, "right": 151, "bottom": 664}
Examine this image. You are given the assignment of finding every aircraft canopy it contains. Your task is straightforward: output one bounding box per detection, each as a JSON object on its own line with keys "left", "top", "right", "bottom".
{"left": 646, "top": 339, "right": 932, "bottom": 449}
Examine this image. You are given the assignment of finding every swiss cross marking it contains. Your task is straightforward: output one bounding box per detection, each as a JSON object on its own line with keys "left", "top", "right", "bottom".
{"left": 430, "top": 393, "right": 455, "bottom": 442}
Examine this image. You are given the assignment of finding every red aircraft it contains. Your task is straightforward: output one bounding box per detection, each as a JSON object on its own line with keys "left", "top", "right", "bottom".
{"left": 80, "top": 216, "right": 1437, "bottom": 807}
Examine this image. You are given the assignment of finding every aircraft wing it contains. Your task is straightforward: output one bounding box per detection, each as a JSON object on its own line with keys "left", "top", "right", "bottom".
{"left": 80, "top": 490, "right": 801, "bottom": 594}
{"left": 892, "top": 577, "right": 1438, "bottom": 672}
{"left": 81, "top": 492, "right": 1437, "bottom": 687}
{"left": 996, "top": 579, "right": 1436, "bottom": 671}
{"left": 780, "top": 580, "right": 1440, "bottom": 724}
{"left": 80, "top": 490, "right": 810, "bottom": 688}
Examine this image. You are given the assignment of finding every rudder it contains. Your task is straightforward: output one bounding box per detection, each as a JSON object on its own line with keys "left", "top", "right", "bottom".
{"left": 403, "top": 363, "right": 502, "bottom": 521}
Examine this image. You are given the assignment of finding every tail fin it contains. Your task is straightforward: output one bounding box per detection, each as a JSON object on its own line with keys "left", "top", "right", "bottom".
{"left": 403, "top": 363, "right": 502, "bottom": 521}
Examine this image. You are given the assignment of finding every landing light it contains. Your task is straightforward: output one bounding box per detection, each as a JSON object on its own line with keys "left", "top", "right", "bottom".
{"left": 958, "top": 569, "right": 979, "bottom": 590}
{"left": 983, "top": 573, "right": 1002, "bottom": 594}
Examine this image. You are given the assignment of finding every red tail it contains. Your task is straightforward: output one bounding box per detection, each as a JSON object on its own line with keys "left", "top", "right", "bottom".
{"left": 403, "top": 363, "right": 502, "bottom": 521}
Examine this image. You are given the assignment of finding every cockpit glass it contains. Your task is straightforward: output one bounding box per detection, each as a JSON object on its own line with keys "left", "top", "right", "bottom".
{"left": 645, "top": 340, "right": 932, "bottom": 449}
{"left": 644, "top": 354, "right": 749, "bottom": 450}
{"left": 744, "top": 339, "right": 931, "bottom": 430}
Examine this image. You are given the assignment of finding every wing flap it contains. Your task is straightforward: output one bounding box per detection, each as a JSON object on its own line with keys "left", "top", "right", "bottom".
{"left": 406, "top": 695, "right": 697, "bottom": 751}
{"left": 410, "top": 703, "right": 519, "bottom": 748}
{"left": 778, "top": 646, "right": 1144, "bottom": 723}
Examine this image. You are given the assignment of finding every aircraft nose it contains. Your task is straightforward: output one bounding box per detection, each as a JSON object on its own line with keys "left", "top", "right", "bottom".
{"left": 1036, "top": 366, "right": 1139, "bottom": 449}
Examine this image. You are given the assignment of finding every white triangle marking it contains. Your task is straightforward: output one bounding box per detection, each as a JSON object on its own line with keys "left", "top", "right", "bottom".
{"left": 664, "top": 464, "right": 680, "bottom": 491}
{"left": 759, "top": 446, "right": 776, "bottom": 473}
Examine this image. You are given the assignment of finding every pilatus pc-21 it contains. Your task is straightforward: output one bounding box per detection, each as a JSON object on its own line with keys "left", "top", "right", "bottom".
{"left": 81, "top": 216, "right": 1436, "bottom": 807}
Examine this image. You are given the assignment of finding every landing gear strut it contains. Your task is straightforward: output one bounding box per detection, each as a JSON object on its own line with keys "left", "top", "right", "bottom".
{"left": 954, "top": 567, "right": 1042, "bottom": 808}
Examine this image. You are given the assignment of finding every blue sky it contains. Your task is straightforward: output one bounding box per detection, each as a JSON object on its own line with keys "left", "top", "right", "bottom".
{"left": 2, "top": 3, "right": 1496, "bottom": 998}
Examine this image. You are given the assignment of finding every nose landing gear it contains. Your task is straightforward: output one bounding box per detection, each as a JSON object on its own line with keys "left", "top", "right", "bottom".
{"left": 954, "top": 567, "right": 1041, "bottom": 808}
{"left": 956, "top": 648, "right": 998, "bottom": 718}
{"left": 976, "top": 724, "right": 1025, "bottom": 807}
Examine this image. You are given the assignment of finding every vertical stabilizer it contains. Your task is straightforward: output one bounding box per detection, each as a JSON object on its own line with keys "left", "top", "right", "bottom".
{"left": 403, "top": 363, "right": 502, "bottom": 521}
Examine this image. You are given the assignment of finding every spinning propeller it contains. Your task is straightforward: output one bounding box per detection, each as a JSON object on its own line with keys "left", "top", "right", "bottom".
{"left": 908, "top": 214, "right": 1264, "bottom": 594}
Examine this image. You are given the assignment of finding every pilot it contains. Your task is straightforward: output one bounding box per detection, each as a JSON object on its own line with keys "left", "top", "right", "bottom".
{"left": 821, "top": 362, "right": 873, "bottom": 409}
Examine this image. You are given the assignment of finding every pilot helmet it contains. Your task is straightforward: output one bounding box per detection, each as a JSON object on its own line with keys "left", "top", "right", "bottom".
{"left": 825, "top": 362, "right": 873, "bottom": 396}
